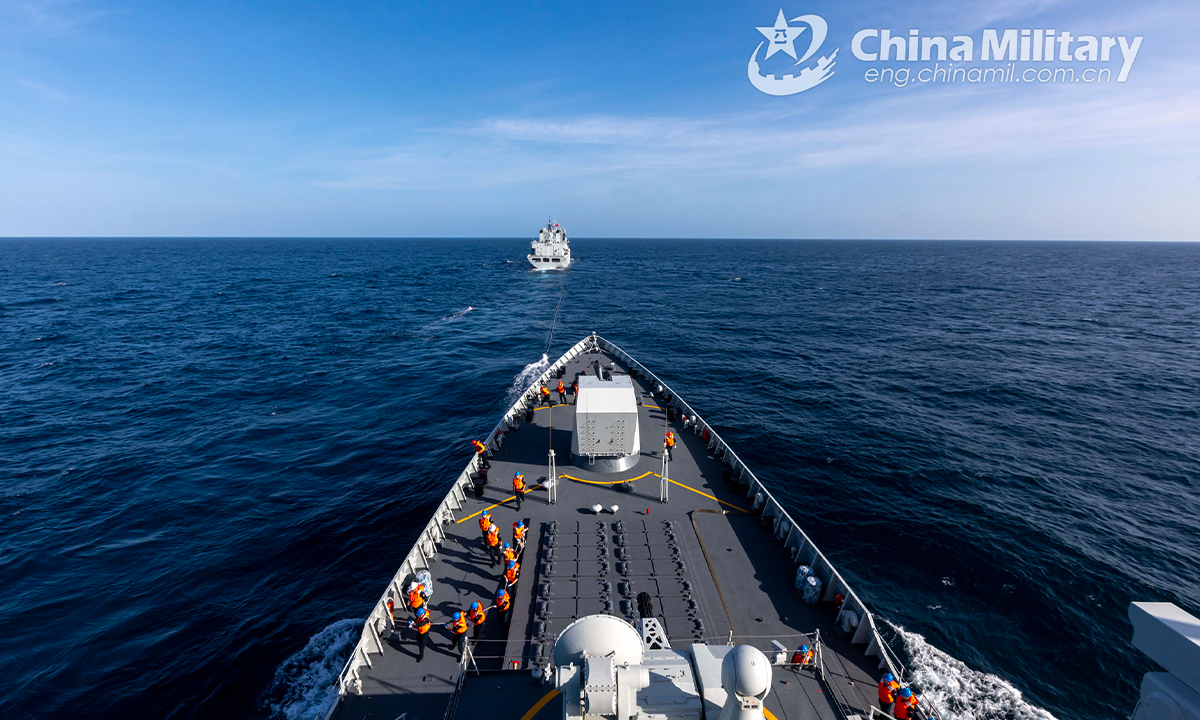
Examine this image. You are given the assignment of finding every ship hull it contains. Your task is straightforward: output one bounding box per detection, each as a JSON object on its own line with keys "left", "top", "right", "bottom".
{"left": 527, "top": 254, "right": 571, "bottom": 270}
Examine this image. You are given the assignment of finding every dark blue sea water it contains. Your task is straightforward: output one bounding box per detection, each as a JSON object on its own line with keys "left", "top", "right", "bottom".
{"left": 2, "top": 239, "right": 1198, "bottom": 720}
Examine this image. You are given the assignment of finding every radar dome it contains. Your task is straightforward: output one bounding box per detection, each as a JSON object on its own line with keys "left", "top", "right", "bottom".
{"left": 722, "top": 645, "right": 772, "bottom": 699}
{"left": 553, "top": 615, "right": 644, "bottom": 667}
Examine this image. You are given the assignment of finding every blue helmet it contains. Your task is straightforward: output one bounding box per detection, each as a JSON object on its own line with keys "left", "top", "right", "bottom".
{"left": 883, "top": 673, "right": 895, "bottom": 683}
{"left": 503, "top": 542, "right": 511, "bottom": 550}
{"left": 470, "top": 601, "right": 480, "bottom": 610}
{"left": 453, "top": 611, "right": 462, "bottom": 620}
{"left": 516, "top": 520, "right": 524, "bottom": 528}
{"left": 416, "top": 607, "right": 427, "bottom": 617}
{"left": 800, "top": 645, "right": 809, "bottom": 653}
{"left": 900, "top": 688, "right": 912, "bottom": 698}
{"left": 496, "top": 589, "right": 506, "bottom": 599}
{"left": 507, "top": 560, "right": 516, "bottom": 568}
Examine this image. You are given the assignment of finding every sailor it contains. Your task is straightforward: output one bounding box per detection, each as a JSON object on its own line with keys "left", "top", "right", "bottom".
{"left": 494, "top": 587, "right": 512, "bottom": 625}
{"left": 878, "top": 673, "right": 900, "bottom": 716}
{"left": 485, "top": 523, "right": 502, "bottom": 567}
{"left": 502, "top": 542, "right": 517, "bottom": 565}
{"left": 407, "top": 583, "right": 427, "bottom": 614}
{"left": 540, "top": 385, "right": 551, "bottom": 405}
{"left": 512, "top": 520, "right": 527, "bottom": 552}
{"left": 571, "top": 378, "right": 579, "bottom": 403}
{"left": 894, "top": 688, "right": 918, "bottom": 719}
{"left": 512, "top": 471, "right": 526, "bottom": 510}
{"left": 446, "top": 611, "right": 469, "bottom": 659}
{"left": 557, "top": 380, "right": 567, "bottom": 404}
{"left": 479, "top": 512, "right": 493, "bottom": 539}
{"left": 408, "top": 607, "right": 431, "bottom": 662}
{"left": 504, "top": 559, "right": 520, "bottom": 586}
{"left": 467, "top": 600, "right": 488, "bottom": 638}
{"left": 471, "top": 439, "right": 490, "bottom": 469}
{"left": 664, "top": 431, "right": 676, "bottom": 461}
{"left": 791, "top": 644, "right": 814, "bottom": 667}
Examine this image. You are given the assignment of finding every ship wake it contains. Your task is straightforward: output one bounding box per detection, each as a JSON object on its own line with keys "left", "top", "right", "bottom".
{"left": 262, "top": 618, "right": 362, "bottom": 720}
{"left": 889, "top": 622, "right": 1059, "bottom": 720}
{"left": 505, "top": 353, "right": 549, "bottom": 406}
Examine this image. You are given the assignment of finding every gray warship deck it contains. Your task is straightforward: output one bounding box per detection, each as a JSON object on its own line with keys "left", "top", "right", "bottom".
{"left": 328, "top": 341, "right": 894, "bottom": 720}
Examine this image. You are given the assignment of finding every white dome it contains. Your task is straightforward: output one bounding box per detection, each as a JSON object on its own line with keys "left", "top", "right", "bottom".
{"left": 553, "top": 615, "right": 644, "bottom": 667}
{"left": 721, "top": 645, "right": 772, "bottom": 699}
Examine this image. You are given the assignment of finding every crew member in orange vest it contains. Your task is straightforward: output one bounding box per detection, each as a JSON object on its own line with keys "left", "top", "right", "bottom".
{"left": 471, "top": 439, "right": 490, "bottom": 469}
{"left": 504, "top": 559, "right": 520, "bottom": 586}
{"left": 407, "top": 583, "right": 426, "bottom": 613}
{"left": 512, "top": 471, "right": 526, "bottom": 510}
{"left": 512, "top": 520, "right": 527, "bottom": 552}
{"left": 479, "top": 512, "right": 493, "bottom": 539}
{"left": 894, "top": 688, "right": 918, "bottom": 719}
{"left": 408, "top": 607, "right": 431, "bottom": 662}
{"left": 485, "top": 523, "right": 502, "bottom": 567}
{"left": 502, "top": 542, "right": 517, "bottom": 565}
{"left": 494, "top": 587, "right": 512, "bottom": 625}
{"left": 664, "top": 431, "right": 676, "bottom": 461}
{"left": 446, "top": 611, "right": 469, "bottom": 659}
{"left": 467, "top": 600, "right": 488, "bottom": 638}
{"left": 878, "top": 673, "right": 900, "bottom": 717}
{"left": 557, "top": 380, "right": 566, "bottom": 403}
{"left": 791, "top": 644, "right": 814, "bottom": 667}
{"left": 571, "top": 378, "right": 579, "bottom": 403}
{"left": 540, "top": 384, "right": 551, "bottom": 405}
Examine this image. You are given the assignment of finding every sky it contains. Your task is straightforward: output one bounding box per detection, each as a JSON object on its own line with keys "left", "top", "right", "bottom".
{"left": 0, "top": 0, "right": 1198, "bottom": 239}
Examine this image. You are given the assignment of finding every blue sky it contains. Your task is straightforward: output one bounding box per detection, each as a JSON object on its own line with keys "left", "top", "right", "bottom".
{"left": 1, "top": 0, "right": 1197, "bottom": 238}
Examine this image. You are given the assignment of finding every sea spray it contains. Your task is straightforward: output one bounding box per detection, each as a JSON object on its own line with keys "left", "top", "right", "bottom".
{"left": 888, "top": 621, "right": 1058, "bottom": 720}
{"left": 263, "top": 618, "right": 362, "bottom": 720}
{"left": 506, "top": 353, "right": 549, "bottom": 406}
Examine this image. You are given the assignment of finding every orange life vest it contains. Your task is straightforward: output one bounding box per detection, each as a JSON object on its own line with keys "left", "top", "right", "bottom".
{"left": 472, "top": 440, "right": 486, "bottom": 455}
{"left": 878, "top": 681, "right": 899, "bottom": 704}
{"left": 792, "top": 650, "right": 813, "bottom": 665}
{"left": 486, "top": 528, "right": 500, "bottom": 547}
{"left": 408, "top": 588, "right": 425, "bottom": 610}
{"left": 513, "top": 524, "right": 527, "bottom": 543}
{"left": 479, "top": 515, "right": 491, "bottom": 532}
{"left": 540, "top": 386, "right": 550, "bottom": 397}
{"left": 513, "top": 474, "right": 526, "bottom": 492}
{"left": 450, "top": 616, "right": 468, "bottom": 634}
{"left": 665, "top": 434, "right": 676, "bottom": 448}
{"left": 894, "top": 697, "right": 917, "bottom": 719}
{"left": 467, "top": 606, "right": 487, "bottom": 625}
{"left": 557, "top": 381, "right": 565, "bottom": 393}
{"left": 503, "top": 548, "right": 517, "bottom": 563}
{"left": 413, "top": 616, "right": 431, "bottom": 635}
{"left": 505, "top": 564, "right": 519, "bottom": 584}
{"left": 495, "top": 592, "right": 511, "bottom": 612}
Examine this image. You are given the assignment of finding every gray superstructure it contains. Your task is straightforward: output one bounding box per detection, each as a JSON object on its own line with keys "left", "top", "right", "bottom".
{"left": 325, "top": 334, "right": 938, "bottom": 720}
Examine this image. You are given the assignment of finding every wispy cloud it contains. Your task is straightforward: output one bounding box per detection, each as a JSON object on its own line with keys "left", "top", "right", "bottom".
{"left": 310, "top": 84, "right": 1200, "bottom": 193}
{"left": 17, "top": 77, "right": 71, "bottom": 101}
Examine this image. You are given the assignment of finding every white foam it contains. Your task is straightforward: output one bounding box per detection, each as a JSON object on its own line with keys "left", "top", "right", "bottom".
{"left": 506, "top": 353, "right": 549, "bottom": 406}
{"left": 264, "top": 618, "right": 362, "bottom": 720}
{"left": 890, "top": 622, "right": 1059, "bottom": 720}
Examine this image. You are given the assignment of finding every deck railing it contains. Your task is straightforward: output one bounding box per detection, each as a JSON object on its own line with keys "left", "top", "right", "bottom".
{"left": 328, "top": 333, "right": 936, "bottom": 720}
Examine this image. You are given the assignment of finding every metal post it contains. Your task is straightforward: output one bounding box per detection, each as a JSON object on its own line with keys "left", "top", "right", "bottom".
{"left": 660, "top": 450, "right": 669, "bottom": 503}
{"left": 548, "top": 449, "right": 557, "bottom": 504}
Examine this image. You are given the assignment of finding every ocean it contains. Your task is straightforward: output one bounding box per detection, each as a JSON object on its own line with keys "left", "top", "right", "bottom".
{"left": 2, "top": 238, "right": 1197, "bottom": 720}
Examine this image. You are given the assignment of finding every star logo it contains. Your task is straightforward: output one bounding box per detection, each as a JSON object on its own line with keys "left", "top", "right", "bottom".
{"left": 756, "top": 9, "right": 807, "bottom": 60}
{"left": 747, "top": 10, "right": 839, "bottom": 96}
